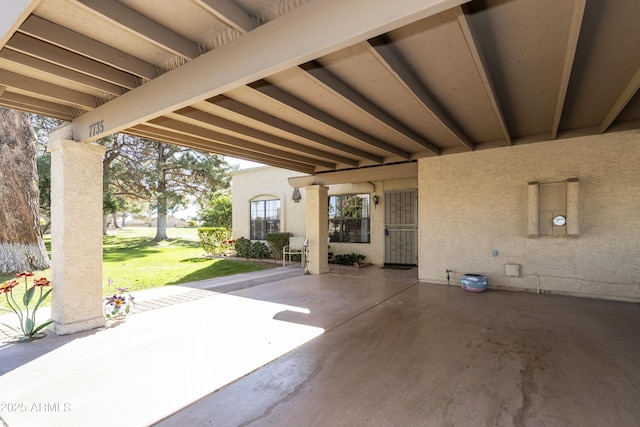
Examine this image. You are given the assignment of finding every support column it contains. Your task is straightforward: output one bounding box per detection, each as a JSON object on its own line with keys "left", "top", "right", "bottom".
{"left": 305, "top": 185, "right": 329, "bottom": 275}
{"left": 48, "top": 138, "right": 105, "bottom": 335}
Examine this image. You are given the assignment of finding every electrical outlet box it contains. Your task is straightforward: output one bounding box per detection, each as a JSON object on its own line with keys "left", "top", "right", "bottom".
{"left": 505, "top": 264, "right": 520, "bottom": 277}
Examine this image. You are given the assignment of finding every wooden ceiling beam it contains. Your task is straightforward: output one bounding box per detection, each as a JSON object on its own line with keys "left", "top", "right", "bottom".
{"left": 0, "top": 48, "right": 125, "bottom": 95}
{"left": 0, "top": 69, "right": 96, "bottom": 109}
{"left": 129, "top": 124, "right": 316, "bottom": 174}
{"left": 188, "top": 101, "right": 359, "bottom": 166}
{"left": 367, "top": 38, "right": 468, "bottom": 152}
{"left": 75, "top": 0, "right": 198, "bottom": 60}
{"left": 68, "top": 0, "right": 468, "bottom": 142}
{"left": 19, "top": 15, "right": 157, "bottom": 80}
{"left": 149, "top": 115, "right": 336, "bottom": 170}
{"left": 600, "top": 66, "right": 640, "bottom": 133}
{"left": 250, "top": 81, "right": 411, "bottom": 159}
{"left": 552, "top": 0, "right": 586, "bottom": 139}
{"left": 0, "top": 91, "right": 76, "bottom": 120}
{"left": 300, "top": 61, "right": 441, "bottom": 155}
{"left": 195, "top": 0, "right": 254, "bottom": 34}
{"left": 206, "top": 95, "right": 383, "bottom": 163}
{"left": 455, "top": 6, "right": 511, "bottom": 145}
{"left": 6, "top": 33, "right": 139, "bottom": 88}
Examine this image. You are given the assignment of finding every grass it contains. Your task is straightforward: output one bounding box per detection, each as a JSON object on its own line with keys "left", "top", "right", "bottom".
{"left": 0, "top": 227, "right": 278, "bottom": 307}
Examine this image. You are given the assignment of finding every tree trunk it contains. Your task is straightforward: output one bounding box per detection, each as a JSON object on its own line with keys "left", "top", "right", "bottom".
{"left": 153, "top": 143, "right": 168, "bottom": 241}
{"left": 155, "top": 196, "right": 168, "bottom": 241}
{"left": 0, "top": 108, "right": 50, "bottom": 273}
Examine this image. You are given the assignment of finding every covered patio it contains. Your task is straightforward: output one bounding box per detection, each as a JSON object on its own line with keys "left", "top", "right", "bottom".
{"left": 2, "top": 0, "right": 640, "bottom": 333}
{"left": 1, "top": 267, "right": 639, "bottom": 426}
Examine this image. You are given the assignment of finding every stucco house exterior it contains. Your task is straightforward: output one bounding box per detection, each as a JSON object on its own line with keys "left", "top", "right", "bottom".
{"left": 233, "top": 130, "right": 640, "bottom": 303}
{"left": 232, "top": 165, "right": 420, "bottom": 267}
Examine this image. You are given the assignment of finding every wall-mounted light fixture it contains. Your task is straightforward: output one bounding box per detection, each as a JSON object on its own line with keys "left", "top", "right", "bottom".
{"left": 372, "top": 195, "right": 379, "bottom": 207}
{"left": 292, "top": 187, "right": 301, "bottom": 203}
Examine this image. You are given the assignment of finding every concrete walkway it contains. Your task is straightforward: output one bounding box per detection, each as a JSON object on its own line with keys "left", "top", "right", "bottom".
{"left": 1, "top": 266, "right": 640, "bottom": 426}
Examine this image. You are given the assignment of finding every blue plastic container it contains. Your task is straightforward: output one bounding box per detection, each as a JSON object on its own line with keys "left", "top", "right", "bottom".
{"left": 460, "top": 274, "right": 487, "bottom": 293}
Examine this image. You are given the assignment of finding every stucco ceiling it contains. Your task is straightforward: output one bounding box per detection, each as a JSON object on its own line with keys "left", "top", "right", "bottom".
{"left": 1, "top": 0, "right": 639, "bottom": 174}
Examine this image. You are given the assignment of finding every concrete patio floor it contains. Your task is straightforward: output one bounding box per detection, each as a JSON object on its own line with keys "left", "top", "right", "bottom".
{"left": 1, "top": 266, "right": 639, "bottom": 426}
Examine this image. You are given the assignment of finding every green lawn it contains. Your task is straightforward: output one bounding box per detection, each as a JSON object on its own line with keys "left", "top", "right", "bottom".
{"left": 1, "top": 227, "right": 277, "bottom": 303}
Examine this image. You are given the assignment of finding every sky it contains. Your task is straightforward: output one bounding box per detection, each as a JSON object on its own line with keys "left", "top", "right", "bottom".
{"left": 226, "top": 156, "right": 264, "bottom": 170}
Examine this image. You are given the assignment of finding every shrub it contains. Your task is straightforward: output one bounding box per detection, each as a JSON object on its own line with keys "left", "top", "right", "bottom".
{"left": 199, "top": 191, "right": 232, "bottom": 229}
{"left": 266, "top": 232, "right": 292, "bottom": 260}
{"left": 250, "top": 241, "right": 270, "bottom": 259}
{"left": 330, "top": 253, "right": 366, "bottom": 266}
{"left": 198, "top": 227, "right": 231, "bottom": 255}
{"left": 234, "top": 237, "right": 252, "bottom": 258}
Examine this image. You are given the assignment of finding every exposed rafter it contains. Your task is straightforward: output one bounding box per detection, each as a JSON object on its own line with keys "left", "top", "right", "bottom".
{"left": 206, "top": 95, "right": 383, "bottom": 163}
{"left": 0, "top": 69, "right": 96, "bottom": 109}
{"left": 0, "top": 91, "right": 76, "bottom": 120}
{"left": 178, "top": 104, "right": 358, "bottom": 166}
{"left": 195, "top": 0, "right": 254, "bottom": 34}
{"left": 19, "top": 15, "right": 157, "bottom": 80}
{"left": 69, "top": 0, "right": 469, "bottom": 142}
{"left": 249, "top": 81, "right": 410, "bottom": 159}
{"left": 149, "top": 115, "right": 336, "bottom": 170}
{"left": 0, "top": 48, "right": 125, "bottom": 95}
{"left": 552, "top": 0, "right": 586, "bottom": 139}
{"left": 130, "top": 124, "right": 316, "bottom": 173}
{"left": 75, "top": 0, "right": 198, "bottom": 60}
{"left": 6, "top": 33, "right": 139, "bottom": 88}
{"left": 600, "top": 66, "right": 640, "bottom": 133}
{"left": 367, "top": 38, "right": 467, "bottom": 152}
{"left": 455, "top": 6, "right": 511, "bottom": 145}
{"left": 300, "top": 60, "right": 441, "bottom": 155}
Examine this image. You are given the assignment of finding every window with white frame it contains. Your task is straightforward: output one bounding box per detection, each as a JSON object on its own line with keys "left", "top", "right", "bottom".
{"left": 328, "top": 194, "right": 370, "bottom": 243}
{"left": 250, "top": 199, "right": 280, "bottom": 240}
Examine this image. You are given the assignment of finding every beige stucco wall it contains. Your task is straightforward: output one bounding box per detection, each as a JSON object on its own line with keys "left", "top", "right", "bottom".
{"left": 418, "top": 130, "right": 640, "bottom": 302}
{"left": 231, "top": 166, "right": 417, "bottom": 266}
{"left": 231, "top": 166, "right": 307, "bottom": 240}
{"left": 329, "top": 179, "right": 417, "bottom": 265}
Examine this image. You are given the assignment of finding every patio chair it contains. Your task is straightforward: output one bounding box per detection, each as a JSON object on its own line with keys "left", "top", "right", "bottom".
{"left": 283, "top": 236, "right": 307, "bottom": 267}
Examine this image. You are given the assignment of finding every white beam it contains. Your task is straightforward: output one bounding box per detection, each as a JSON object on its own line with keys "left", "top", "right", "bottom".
{"left": 76, "top": 0, "right": 197, "bottom": 60}
{"left": 288, "top": 162, "right": 418, "bottom": 187}
{"left": 70, "top": 0, "right": 470, "bottom": 142}
{"left": 196, "top": 0, "right": 254, "bottom": 34}
{"left": 0, "top": 0, "right": 39, "bottom": 49}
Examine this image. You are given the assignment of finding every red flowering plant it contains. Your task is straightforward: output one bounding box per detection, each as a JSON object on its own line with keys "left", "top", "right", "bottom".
{"left": 0, "top": 271, "right": 53, "bottom": 340}
{"left": 103, "top": 278, "right": 136, "bottom": 320}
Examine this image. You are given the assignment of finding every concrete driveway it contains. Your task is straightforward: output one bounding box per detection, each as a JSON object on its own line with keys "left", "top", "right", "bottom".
{"left": 1, "top": 266, "right": 639, "bottom": 426}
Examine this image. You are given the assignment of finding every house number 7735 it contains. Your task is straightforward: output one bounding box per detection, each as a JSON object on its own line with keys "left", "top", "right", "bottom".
{"left": 88, "top": 120, "right": 104, "bottom": 137}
